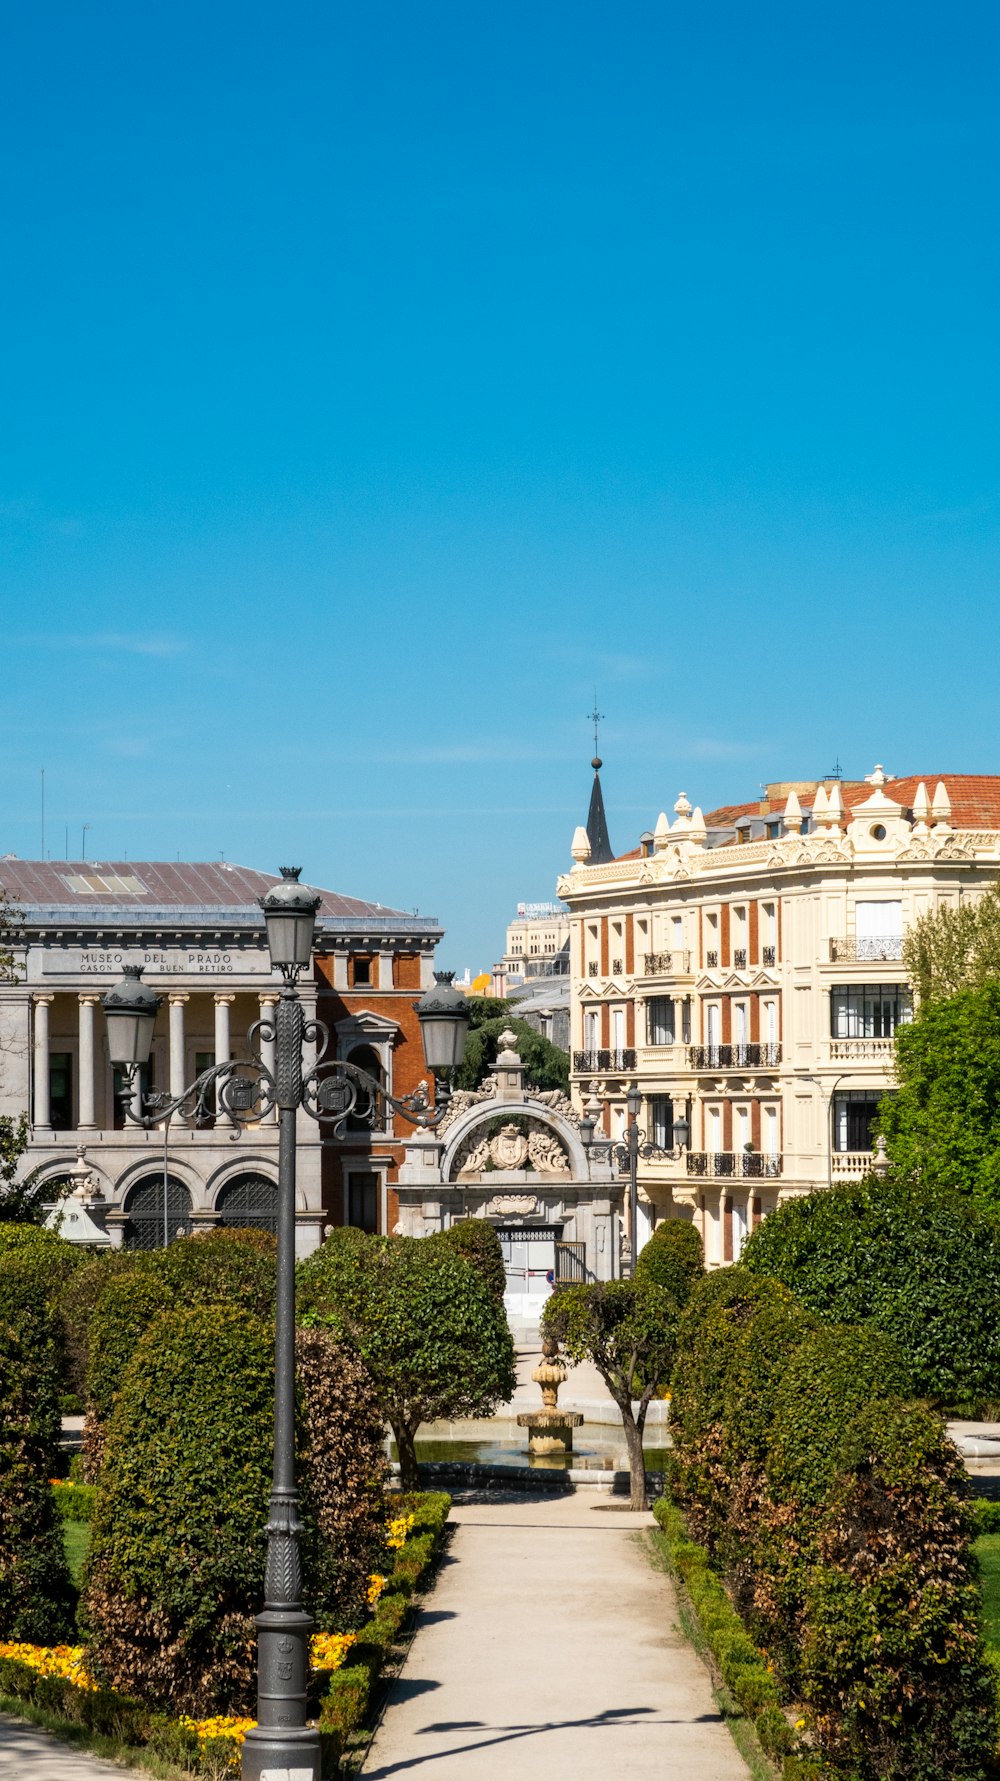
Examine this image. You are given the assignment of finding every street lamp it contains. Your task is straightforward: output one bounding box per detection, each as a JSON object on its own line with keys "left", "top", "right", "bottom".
{"left": 99, "top": 870, "right": 471, "bottom": 1781}
{"left": 612, "top": 1090, "right": 690, "bottom": 1276}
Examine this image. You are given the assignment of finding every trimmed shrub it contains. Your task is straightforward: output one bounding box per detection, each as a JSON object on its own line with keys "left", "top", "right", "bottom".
{"left": 150, "top": 1226, "right": 276, "bottom": 1316}
{"left": 635, "top": 1218, "right": 704, "bottom": 1305}
{"left": 741, "top": 1173, "right": 1000, "bottom": 1406}
{"left": 667, "top": 1266, "right": 999, "bottom": 1779}
{"left": 298, "top": 1228, "right": 516, "bottom": 1489}
{"left": 297, "top": 1326, "right": 389, "bottom": 1629}
{"left": 433, "top": 1219, "right": 506, "bottom": 1302}
{"left": 0, "top": 1254, "right": 76, "bottom": 1638}
{"left": 59, "top": 1250, "right": 141, "bottom": 1400}
{"left": 85, "top": 1305, "right": 273, "bottom": 1714}
{"left": 801, "top": 1398, "right": 996, "bottom": 1780}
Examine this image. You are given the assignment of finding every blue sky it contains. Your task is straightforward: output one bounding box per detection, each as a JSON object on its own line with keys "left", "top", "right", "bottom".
{"left": 2, "top": 1, "right": 999, "bottom": 970}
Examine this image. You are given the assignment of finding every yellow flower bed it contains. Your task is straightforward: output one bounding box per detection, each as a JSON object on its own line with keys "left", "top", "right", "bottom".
{"left": 386, "top": 1512, "right": 415, "bottom": 1550}
{"left": 366, "top": 1572, "right": 386, "bottom": 1609}
{"left": 178, "top": 1715, "right": 255, "bottom": 1776}
{"left": 310, "top": 1631, "right": 357, "bottom": 1672}
{"left": 0, "top": 1642, "right": 95, "bottom": 1690}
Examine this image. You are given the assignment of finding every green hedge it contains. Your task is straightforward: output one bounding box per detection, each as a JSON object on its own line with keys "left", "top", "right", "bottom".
{"left": 85, "top": 1305, "right": 275, "bottom": 1714}
{"left": 669, "top": 1266, "right": 998, "bottom": 1779}
{"left": 652, "top": 1497, "right": 820, "bottom": 1779}
{"left": 741, "top": 1173, "right": 1000, "bottom": 1407}
{"left": 52, "top": 1480, "right": 97, "bottom": 1524}
{"left": 0, "top": 1250, "right": 76, "bottom": 1640}
{"left": 318, "top": 1491, "right": 450, "bottom": 1767}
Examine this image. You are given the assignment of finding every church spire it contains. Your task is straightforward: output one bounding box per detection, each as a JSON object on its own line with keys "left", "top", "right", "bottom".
{"left": 584, "top": 699, "right": 614, "bottom": 864}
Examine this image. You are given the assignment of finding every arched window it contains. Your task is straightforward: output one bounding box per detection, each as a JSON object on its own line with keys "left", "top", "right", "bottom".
{"left": 123, "top": 1175, "right": 193, "bottom": 1250}
{"left": 346, "top": 1044, "right": 384, "bottom": 1133}
{"left": 216, "top": 1173, "right": 278, "bottom": 1234}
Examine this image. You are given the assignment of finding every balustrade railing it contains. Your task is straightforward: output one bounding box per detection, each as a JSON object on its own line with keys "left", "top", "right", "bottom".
{"left": 571, "top": 1048, "right": 636, "bottom": 1074}
{"left": 642, "top": 950, "right": 692, "bottom": 975}
{"left": 829, "top": 936, "right": 904, "bottom": 962}
{"left": 828, "top": 1036, "right": 896, "bottom": 1062}
{"left": 687, "top": 1043, "right": 781, "bottom": 1069}
{"left": 686, "top": 1151, "right": 782, "bottom": 1178}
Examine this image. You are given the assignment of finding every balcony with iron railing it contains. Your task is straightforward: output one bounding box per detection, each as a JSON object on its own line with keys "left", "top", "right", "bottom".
{"left": 642, "top": 950, "right": 693, "bottom": 977}
{"left": 686, "top": 1151, "right": 782, "bottom": 1178}
{"left": 829, "top": 936, "right": 904, "bottom": 963}
{"left": 572, "top": 1048, "right": 636, "bottom": 1074}
{"left": 688, "top": 1043, "right": 781, "bottom": 1070}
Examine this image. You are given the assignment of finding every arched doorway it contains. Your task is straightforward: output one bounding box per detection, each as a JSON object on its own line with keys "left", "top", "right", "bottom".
{"left": 123, "top": 1175, "right": 193, "bottom": 1250}
{"left": 216, "top": 1172, "right": 278, "bottom": 1234}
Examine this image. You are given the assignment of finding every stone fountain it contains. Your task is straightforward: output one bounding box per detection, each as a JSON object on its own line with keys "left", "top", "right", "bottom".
{"left": 516, "top": 1336, "right": 584, "bottom": 1456}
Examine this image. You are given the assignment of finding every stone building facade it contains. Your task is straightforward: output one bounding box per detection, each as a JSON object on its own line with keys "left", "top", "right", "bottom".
{"left": 558, "top": 768, "right": 1000, "bottom": 1267}
{"left": 395, "top": 1029, "right": 619, "bottom": 1325}
{"left": 0, "top": 860, "right": 440, "bottom": 1252}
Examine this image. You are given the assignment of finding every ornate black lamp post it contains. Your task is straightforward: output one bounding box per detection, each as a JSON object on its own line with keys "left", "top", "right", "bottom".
{"left": 612, "top": 1086, "right": 690, "bottom": 1276}
{"left": 99, "top": 869, "right": 470, "bottom": 1781}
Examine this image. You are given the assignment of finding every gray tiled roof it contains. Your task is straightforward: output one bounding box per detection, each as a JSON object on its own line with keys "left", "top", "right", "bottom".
{"left": 0, "top": 859, "right": 439, "bottom": 934}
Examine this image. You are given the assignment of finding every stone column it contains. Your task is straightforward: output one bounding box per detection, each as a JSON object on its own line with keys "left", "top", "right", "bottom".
{"left": 733, "top": 1187, "right": 753, "bottom": 1261}
{"left": 77, "top": 994, "right": 98, "bottom": 1129}
{"left": 259, "top": 993, "right": 278, "bottom": 1123}
{"left": 32, "top": 994, "right": 53, "bottom": 1131}
{"left": 377, "top": 950, "right": 394, "bottom": 990}
{"left": 168, "top": 994, "right": 189, "bottom": 1117}
{"left": 214, "top": 994, "right": 234, "bottom": 1115}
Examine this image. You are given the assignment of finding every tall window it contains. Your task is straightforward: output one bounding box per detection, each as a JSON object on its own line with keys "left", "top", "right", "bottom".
{"left": 49, "top": 1053, "right": 73, "bottom": 1130}
{"left": 706, "top": 1003, "right": 721, "bottom": 1045}
{"left": 831, "top": 985, "right": 912, "bottom": 1038}
{"left": 681, "top": 997, "right": 692, "bottom": 1044}
{"left": 853, "top": 901, "right": 903, "bottom": 960}
{"left": 734, "top": 1002, "right": 748, "bottom": 1044}
{"left": 612, "top": 1008, "right": 625, "bottom": 1050}
{"left": 584, "top": 1010, "right": 599, "bottom": 1050}
{"left": 347, "top": 1171, "right": 379, "bottom": 1232}
{"left": 833, "top": 1091, "right": 888, "bottom": 1152}
{"left": 647, "top": 997, "right": 674, "bottom": 1045}
{"left": 651, "top": 1096, "right": 673, "bottom": 1147}
{"left": 346, "top": 1045, "right": 384, "bottom": 1132}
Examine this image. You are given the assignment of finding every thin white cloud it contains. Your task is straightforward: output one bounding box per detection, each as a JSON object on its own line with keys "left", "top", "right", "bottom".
{"left": 10, "top": 632, "right": 187, "bottom": 659}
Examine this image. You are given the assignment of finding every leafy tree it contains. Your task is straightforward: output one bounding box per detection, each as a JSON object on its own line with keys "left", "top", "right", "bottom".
{"left": 433, "top": 1219, "right": 506, "bottom": 1302}
{"left": 452, "top": 998, "right": 569, "bottom": 1094}
{"left": 878, "top": 981, "right": 1000, "bottom": 1212}
{"left": 542, "top": 1279, "right": 679, "bottom": 1509}
{"left": 903, "top": 883, "right": 1000, "bottom": 1006}
{"left": 298, "top": 1227, "right": 517, "bottom": 1488}
{"left": 741, "top": 1168, "right": 1000, "bottom": 1405}
{"left": 634, "top": 1219, "right": 704, "bottom": 1306}
{"left": 0, "top": 1115, "right": 69, "bottom": 1225}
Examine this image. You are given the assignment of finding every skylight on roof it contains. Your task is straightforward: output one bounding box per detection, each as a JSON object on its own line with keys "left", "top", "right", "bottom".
{"left": 61, "top": 873, "right": 149, "bottom": 896}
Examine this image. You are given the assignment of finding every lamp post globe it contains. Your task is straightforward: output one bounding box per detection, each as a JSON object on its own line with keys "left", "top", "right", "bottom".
{"left": 626, "top": 1086, "right": 642, "bottom": 1123}
{"left": 100, "top": 965, "right": 160, "bottom": 1068}
{"left": 259, "top": 866, "right": 321, "bottom": 971}
{"left": 673, "top": 1113, "right": 691, "bottom": 1151}
{"left": 414, "top": 970, "right": 471, "bottom": 1074}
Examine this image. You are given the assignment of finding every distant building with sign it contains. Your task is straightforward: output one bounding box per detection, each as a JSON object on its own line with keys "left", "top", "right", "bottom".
{"left": 0, "top": 860, "right": 441, "bottom": 1251}
{"left": 493, "top": 901, "right": 570, "bottom": 997}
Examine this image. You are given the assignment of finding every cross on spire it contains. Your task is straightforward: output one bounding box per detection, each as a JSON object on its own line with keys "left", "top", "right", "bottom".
{"left": 588, "top": 694, "right": 604, "bottom": 762}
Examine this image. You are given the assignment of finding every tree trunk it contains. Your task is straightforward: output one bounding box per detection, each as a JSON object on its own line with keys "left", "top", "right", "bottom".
{"left": 394, "top": 1418, "right": 420, "bottom": 1490}
{"left": 621, "top": 1409, "right": 647, "bottom": 1510}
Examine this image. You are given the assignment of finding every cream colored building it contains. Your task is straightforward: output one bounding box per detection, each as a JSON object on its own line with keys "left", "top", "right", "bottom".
{"left": 558, "top": 767, "right": 1000, "bottom": 1268}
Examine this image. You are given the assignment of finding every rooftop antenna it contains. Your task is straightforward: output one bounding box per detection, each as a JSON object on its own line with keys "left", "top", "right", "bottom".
{"left": 824, "top": 758, "right": 844, "bottom": 780}
{"left": 588, "top": 693, "right": 604, "bottom": 760}
{"left": 40, "top": 769, "right": 44, "bottom": 859}
{"left": 82, "top": 823, "right": 91, "bottom": 860}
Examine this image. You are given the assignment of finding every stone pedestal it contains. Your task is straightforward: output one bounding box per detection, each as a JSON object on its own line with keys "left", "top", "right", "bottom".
{"left": 516, "top": 1407, "right": 584, "bottom": 1455}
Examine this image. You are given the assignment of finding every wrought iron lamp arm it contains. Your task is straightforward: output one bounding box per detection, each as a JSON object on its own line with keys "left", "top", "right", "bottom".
{"left": 115, "top": 1058, "right": 277, "bottom": 1133}
{"left": 611, "top": 1124, "right": 686, "bottom": 1173}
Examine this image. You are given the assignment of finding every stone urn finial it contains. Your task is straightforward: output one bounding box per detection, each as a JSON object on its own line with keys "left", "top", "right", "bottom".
{"left": 531, "top": 1335, "right": 568, "bottom": 1409}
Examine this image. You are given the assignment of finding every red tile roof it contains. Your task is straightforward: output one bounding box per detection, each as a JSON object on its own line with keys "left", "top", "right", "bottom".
{"left": 613, "top": 775, "right": 1000, "bottom": 858}
{"left": 0, "top": 860, "right": 417, "bottom": 922}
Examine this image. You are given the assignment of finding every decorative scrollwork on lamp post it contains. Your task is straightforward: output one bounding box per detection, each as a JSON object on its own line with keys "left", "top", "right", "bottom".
{"left": 99, "top": 872, "right": 470, "bottom": 1781}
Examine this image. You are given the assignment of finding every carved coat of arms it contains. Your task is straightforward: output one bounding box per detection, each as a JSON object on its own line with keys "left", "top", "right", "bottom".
{"left": 489, "top": 1123, "right": 530, "bottom": 1169}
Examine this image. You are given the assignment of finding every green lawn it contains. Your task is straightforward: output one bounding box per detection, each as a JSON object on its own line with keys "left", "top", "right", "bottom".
{"left": 63, "top": 1519, "right": 90, "bottom": 1588}
{"left": 976, "top": 1534, "right": 1000, "bottom": 1652}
